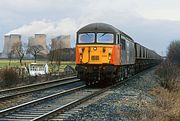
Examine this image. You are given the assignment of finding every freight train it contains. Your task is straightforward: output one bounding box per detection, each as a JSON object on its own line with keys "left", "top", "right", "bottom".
{"left": 75, "top": 23, "right": 161, "bottom": 86}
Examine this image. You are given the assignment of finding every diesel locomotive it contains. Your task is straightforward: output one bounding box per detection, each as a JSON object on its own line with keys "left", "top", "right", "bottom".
{"left": 75, "top": 23, "right": 161, "bottom": 86}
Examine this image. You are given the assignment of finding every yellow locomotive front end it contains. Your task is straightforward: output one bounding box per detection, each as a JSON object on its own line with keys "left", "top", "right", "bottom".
{"left": 76, "top": 45, "right": 120, "bottom": 65}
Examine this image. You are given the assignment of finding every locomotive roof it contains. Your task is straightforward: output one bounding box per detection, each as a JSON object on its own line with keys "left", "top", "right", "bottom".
{"left": 77, "top": 23, "right": 133, "bottom": 41}
{"left": 77, "top": 23, "right": 119, "bottom": 33}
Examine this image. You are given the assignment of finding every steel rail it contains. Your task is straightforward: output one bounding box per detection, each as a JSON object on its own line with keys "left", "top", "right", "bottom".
{"left": 0, "top": 76, "right": 77, "bottom": 100}
{"left": 0, "top": 66, "right": 157, "bottom": 121}
{"left": 0, "top": 85, "right": 86, "bottom": 117}
{"left": 31, "top": 66, "right": 157, "bottom": 121}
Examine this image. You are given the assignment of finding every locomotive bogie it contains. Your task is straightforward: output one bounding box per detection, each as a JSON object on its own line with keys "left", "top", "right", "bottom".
{"left": 76, "top": 64, "right": 117, "bottom": 86}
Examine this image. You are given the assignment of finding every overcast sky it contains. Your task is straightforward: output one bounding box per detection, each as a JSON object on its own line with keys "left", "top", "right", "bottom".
{"left": 1, "top": 0, "right": 180, "bottom": 55}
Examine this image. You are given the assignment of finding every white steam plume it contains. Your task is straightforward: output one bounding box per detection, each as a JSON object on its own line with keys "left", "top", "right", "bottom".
{"left": 6, "top": 18, "right": 78, "bottom": 37}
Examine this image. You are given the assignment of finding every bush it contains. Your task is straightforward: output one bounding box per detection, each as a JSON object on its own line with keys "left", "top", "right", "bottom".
{"left": 155, "top": 60, "right": 178, "bottom": 91}
{"left": 1, "top": 68, "right": 18, "bottom": 88}
{"left": 167, "top": 40, "right": 180, "bottom": 66}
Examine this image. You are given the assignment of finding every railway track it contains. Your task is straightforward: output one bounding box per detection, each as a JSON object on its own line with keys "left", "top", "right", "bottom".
{"left": 0, "top": 76, "right": 129, "bottom": 121}
{"left": 31, "top": 67, "right": 155, "bottom": 121}
{"left": 0, "top": 76, "right": 77, "bottom": 98}
{"left": 0, "top": 85, "right": 92, "bottom": 121}
{"left": 0, "top": 76, "right": 84, "bottom": 110}
{"left": 0, "top": 67, "right": 155, "bottom": 121}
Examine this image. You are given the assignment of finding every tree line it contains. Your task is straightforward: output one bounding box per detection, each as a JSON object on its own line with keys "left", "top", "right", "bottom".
{"left": 8, "top": 41, "right": 75, "bottom": 66}
{"left": 156, "top": 40, "right": 180, "bottom": 91}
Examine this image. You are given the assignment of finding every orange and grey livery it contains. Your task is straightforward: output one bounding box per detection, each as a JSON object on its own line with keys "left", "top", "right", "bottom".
{"left": 75, "top": 23, "right": 161, "bottom": 86}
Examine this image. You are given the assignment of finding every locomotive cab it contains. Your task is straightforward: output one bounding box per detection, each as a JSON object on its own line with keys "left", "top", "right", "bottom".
{"left": 76, "top": 32, "right": 120, "bottom": 65}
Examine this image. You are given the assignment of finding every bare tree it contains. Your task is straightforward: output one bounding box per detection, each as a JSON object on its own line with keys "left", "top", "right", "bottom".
{"left": 56, "top": 48, "right": 62, "bottom": 73}
{"left": 11, "top": 42, "right": 25, "bottom": 66}
{"left": 49, "top": 39, "right": 63, "bottom": 74}
{"left": 27, "top": 45, "right": 44, "bottom": 63}
{"left": 8, "top": 50, "right": 13, "bottom": 66}
{"left": 49, "top": 43, "right": 56, "bottom": 65}
{"left": 167, "top": 40, "right": 180, "bottom": 66}
{"left": 156, "top": 40, "right": 180, "bottom": 91}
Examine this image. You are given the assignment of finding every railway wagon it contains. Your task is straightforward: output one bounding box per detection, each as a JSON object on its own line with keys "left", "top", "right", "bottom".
{"left": 75, "top": 23, "right": 161, "bottom": 86}
{"left": 134, "top": 43, "right": 161, "bottom": 72}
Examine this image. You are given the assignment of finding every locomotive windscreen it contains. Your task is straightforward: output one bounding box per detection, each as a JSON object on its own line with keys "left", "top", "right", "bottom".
{"left": 78, "top": 33, "right": 95, "bottom": 43}
{"left": 97, "top": 33, "right": 114, "bottom": 43}
{"left": 78, "top": 32, "right": 114, "bottom": 44}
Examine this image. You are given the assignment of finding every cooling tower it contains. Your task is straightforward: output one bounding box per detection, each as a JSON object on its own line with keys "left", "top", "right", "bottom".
{"left": 3, "top": 34, "right": 21, "bottom": 55}
{"left": 28, "top": 34, "right": 48, "bottom": 55}
{"left": 3, "top": 35, "right": 10, "bottom": 54}
{"left": 51, "top": 35, "right": 70, "bottom": 50}
{"left": 28, "top": 36, "right": 36, "bottom": 47}
{"left": 35, "top": 34, "right": 47, "bottom": 50}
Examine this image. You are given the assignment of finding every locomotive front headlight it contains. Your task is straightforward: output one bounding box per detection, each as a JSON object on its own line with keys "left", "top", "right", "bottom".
{"left": 80, "top": 55, "right": 82, "bottom": 60}
{"left": 79, "top": 48, "right": 85, "bottom": 53}
{"left": 93, "top": 47, "right": 97, "bottom": 51}
{"left": 108, "top": 53, "right": 111, "bottom": 60}
{"left": 79, "top": 48, "right": 82, "bottom": 52}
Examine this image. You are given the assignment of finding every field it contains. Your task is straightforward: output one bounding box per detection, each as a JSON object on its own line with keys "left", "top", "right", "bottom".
{"left": 0, "top": 59, "right": 76, "bottom": 89}
{"left": 0, "top": 59, "right": 75, "bottom": 72}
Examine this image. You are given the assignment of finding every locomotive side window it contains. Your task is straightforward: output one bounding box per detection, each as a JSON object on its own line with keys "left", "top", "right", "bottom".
{"left": 143, "top": 47, "right": 145, "bottom": 58}
{"left": 116, "top": 34, "right": 120, "bottom": 44}
{"left": 120, "top": 37, "right": 126, "bottom": 50}
{"left": 97, "top": 33, "right": 114, "bottom": 43}
{"left": 78, "top": 33, "right": 95, "bottom": 43}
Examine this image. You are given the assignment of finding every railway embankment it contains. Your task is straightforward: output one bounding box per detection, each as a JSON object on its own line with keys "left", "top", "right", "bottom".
{"left": 67, "top": 67, "right": 180, "bottom": 121}
{"left": 0, "top": 71, "right": 76, "bottom": 90}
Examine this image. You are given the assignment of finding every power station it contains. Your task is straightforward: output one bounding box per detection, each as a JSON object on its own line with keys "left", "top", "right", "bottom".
{"left": 1, "top": 34, "right": 71, "bottom": 58}
{"left": 3, "top": 34, "right": 21, "bottom": 55}
{"left": 51, "top": 35, "right": 70, "bottom": 50}
{"left": 28, "top": 34, "right": 48, "bottom": 55}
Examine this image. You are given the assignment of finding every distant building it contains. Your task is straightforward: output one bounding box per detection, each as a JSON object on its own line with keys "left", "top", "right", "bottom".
{"left": 60, "top": 48, "right": 75, "bottom": 61}
{"left": 51, "top": 35, "right": 70, "bottom": 50}
{"left": 3, "top": 35, "right": 10, "bottom": 55}
{"left": 28, "top": 34, "right": 48, "bottom": 56}
{"left": 49, "top": 35, "right": 73, "bottom": 61}
{"left": 49, "top": 48, "right": 75, "bottom": 61}
{"left": 3, "top": 34, "right": 21, "bottom": 57}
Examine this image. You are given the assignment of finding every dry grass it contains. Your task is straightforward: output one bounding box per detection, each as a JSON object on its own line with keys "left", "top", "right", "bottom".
{"left": 155, "top": 61, "right": 179, "bottom": 91}
{"left": 148, "top": 86, "right": 180, "bottom": 121}
{"left": 0, "top": 68, "right": 19, "bottom": 88}
{"left": 141, "top": 74, "right": 180, "bottom": 121}
{"left": 144, "top": 40, "right": 180, "bottom": 120}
